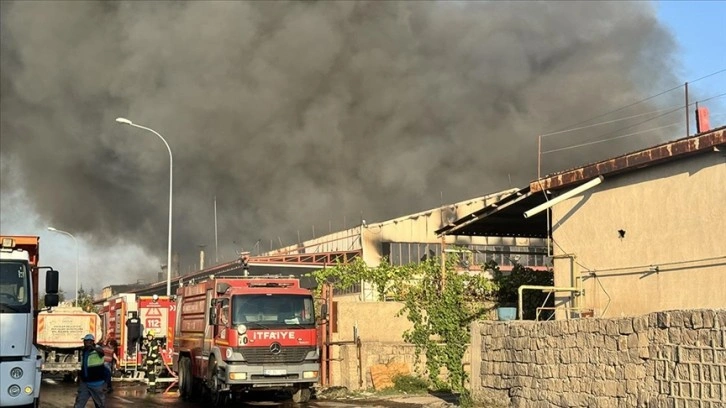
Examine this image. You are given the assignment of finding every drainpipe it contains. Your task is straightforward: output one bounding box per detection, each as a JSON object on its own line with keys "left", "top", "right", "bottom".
{"left": 524, "top": 176, "right": 604, "bottom": 219}
{"left": 518, "top": 285, "right": 582, "bottom": 320}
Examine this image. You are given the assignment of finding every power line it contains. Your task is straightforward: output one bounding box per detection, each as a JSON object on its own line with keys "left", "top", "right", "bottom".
{"left": 542, "top": 122, "right": 681, "bottom": 154}
{"left": 542, "top": 67, "right": 726, "bottom": 135}
{"left": 543, "top": 91, "right": 726, "bottom": 155}
{"left": 542, "top": 92, "right": 726, "bottom": 138}
{"left": 589, "top": 92, "right": 726, "bottom": 144}
{"left": 540, "top": 104, "right": 684, "bottom": 138}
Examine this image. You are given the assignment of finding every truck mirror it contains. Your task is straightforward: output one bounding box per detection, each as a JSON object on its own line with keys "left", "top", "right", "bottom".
{"left": 216, "top": 282, "right": 230, "bottom": 295}
{"left": 320, "top": 304, "right": 328, "bottom": 319}
{"left": 44, "top": 293, "right": 59, "bottom": 307}
{"left": 46, "top": 269, "right": 59, "bottom": 294}
{"left": 209, "top": 307, "right": 217, "bottom": 325}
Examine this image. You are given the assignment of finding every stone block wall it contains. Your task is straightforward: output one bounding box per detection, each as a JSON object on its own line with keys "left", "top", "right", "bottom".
{"left": 470, "top": 310, "right": 726, "bottom": 407}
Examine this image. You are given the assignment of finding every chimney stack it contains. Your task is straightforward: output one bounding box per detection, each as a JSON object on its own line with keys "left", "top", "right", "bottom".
{"left": 199, "top": 245, "right": 207, "bottom": 270}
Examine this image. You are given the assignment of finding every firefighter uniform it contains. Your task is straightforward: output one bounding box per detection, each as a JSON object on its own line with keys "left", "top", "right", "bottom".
{"left": 143, "top": 331, "right": 161, "bottom": 392}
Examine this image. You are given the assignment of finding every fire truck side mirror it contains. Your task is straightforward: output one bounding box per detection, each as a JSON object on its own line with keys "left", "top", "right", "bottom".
{"left": 209, "top": 306, "right": 217, "bottom": 325}
{"left": 320, "top": 304, "right": 328, "bottom": 320}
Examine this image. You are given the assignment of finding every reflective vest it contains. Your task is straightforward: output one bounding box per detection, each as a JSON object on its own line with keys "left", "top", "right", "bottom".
{"left": 80, "top": 347, "right": 106, "bottom": 384}
{"left": 103, "top": 345, "right": 114, "bottom": 363}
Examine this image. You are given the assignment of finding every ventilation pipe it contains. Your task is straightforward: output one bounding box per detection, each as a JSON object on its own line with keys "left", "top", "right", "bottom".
{"left": 199, "top": 248, "right": 205, "bottom": 270}
{"left": 524, "top": 176, "right": 604, "bottom": 219}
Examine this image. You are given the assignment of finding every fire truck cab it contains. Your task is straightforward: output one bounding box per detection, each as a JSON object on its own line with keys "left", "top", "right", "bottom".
{"left": 173, "top": 274, "right": 321, "bottom": 405}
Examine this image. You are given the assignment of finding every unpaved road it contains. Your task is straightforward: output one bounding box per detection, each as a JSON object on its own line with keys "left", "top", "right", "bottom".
{"left": 38, "top": 378, "right": 457, "bottom": 408}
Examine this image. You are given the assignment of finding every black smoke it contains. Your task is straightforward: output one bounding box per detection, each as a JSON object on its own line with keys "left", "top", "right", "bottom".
{"left": 1, "top": 1, "right": 679, "bottom": 273}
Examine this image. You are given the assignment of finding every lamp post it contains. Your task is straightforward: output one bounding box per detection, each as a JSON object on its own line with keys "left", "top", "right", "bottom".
{"left": 115, "top": 117, "right": 174, "bottom": 296}
{"left": 47, "top": 227, "right": 79, "bottom": 306}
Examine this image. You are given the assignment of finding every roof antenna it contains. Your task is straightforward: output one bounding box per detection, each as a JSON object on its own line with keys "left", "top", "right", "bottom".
{"left": 508, "top": 174, "right": 513, "bottom": 188}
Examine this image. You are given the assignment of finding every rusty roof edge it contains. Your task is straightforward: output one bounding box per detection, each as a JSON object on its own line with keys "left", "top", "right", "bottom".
{"left": 531, "top": 126, "right": 726, "bottom": 193}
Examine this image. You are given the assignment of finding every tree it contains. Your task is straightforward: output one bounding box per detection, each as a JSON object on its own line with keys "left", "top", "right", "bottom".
{"left": 311, "top": 256, "right": 496, "bottom": 404}
{"left": 76, "top": 286, "right": 99, "bottom": 313}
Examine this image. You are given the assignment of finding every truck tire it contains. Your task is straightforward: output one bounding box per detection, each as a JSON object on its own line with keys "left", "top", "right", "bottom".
{"left": 291, "top": 386, "right": 311, "bottom": 403}
{"left": 208, "top": 357, "right": 228, "bottom": 407}
{"left": 179, "top": 357, "right": 193, "bottom": 401}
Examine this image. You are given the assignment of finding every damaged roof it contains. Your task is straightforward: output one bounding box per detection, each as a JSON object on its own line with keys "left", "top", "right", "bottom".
{"left": 532, "top": 126, "right": 726, "bottom": 193}
{"left": 438, "top": 126, "right": 726, "bottom": 237}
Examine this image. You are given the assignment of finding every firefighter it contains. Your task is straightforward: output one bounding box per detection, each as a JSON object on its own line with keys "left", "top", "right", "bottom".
{"left": 125, "top": 312, "right": 142, "bottom": 355}
{"left": 143, "top": 331, "right": 161, "bottom": 393}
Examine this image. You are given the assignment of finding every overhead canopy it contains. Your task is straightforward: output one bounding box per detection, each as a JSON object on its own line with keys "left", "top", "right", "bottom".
{"left": 435, "top": 186, "right": 550, "bottom": 238}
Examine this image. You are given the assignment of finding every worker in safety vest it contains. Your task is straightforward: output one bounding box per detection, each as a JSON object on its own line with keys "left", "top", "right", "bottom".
{"left": 102, "top": 339, "right": 118, "bottom": 393}
{"left": 74, "top": 334, "right": 107, "bottom": 408}
{"left": 142, "top": 330, "right": 162, "bottom": 393}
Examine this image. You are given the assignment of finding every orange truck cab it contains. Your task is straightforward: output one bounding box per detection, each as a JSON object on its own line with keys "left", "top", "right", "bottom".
{"left": 173, "top": 273, "right": 322, "bottom": 405}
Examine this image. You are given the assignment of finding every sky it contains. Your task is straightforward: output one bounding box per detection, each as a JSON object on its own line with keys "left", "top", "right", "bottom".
{"left": 656, "top": 1, "right": 726, "bottom": 115}
{"left": 1, "top": 1, "right": 724, "bottom": 299}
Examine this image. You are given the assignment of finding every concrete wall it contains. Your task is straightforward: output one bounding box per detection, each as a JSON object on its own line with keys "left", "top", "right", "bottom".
{"left": 470, "top": 310, "right": 726, "bottom": 407}
{"left": 551, "top": 153, "right": 726, "bottom": 317}
{"left": 360, "top": 189, "right": 542, "bottom": 267}
{"left": 328, "top": 301, "right": 415, "bottom": 389}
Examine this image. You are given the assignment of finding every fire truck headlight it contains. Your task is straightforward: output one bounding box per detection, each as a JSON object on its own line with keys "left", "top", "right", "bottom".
{"left": 8, "top": 384, "right": 21, "bottom": 397}
{"left": 229, "top": 372, "right": 247, "bottom": 380}
{"left": 302, "top": 371, "right": 318, "bottom": 379}
{"left": 225, "top": 348, "right": 233, "bottom": 359}
{"left": 10, "top": 367, "right": 23, "bottom": 379}
{"left": 237, "top": 324, "right": 247, "bottom": 335}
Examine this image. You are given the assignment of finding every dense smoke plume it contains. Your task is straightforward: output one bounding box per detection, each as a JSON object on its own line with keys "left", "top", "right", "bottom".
{"left": 1, "top": 1, "right": 679, "bottom": 274}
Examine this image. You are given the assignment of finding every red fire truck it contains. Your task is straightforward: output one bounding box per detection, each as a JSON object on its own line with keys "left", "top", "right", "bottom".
{"left": 101, "top": 294, "right": 177, "bottom": 376}
{"left": 173, "top": 273, "right": 323, "bottom": 405}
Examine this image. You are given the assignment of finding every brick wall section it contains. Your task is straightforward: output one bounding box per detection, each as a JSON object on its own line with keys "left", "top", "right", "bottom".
{"left": 471, "top": 310, "right": 726, "bottom": 407}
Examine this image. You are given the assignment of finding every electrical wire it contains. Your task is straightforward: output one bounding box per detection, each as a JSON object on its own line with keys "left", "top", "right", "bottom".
{"left": 542, "top": 121, "right": 681, "bottom": 154}
{"left": 542, "top": 92, "right": 725, "bottom": 155}
{"left": 584, "top": 255, "right": 726, "bottom": 274}
{"left": 542, "top": 67, "right": 726, "bottom": 135}
{"left": 595, "top": 276, "right": 612, "bottom": 318}
{"left": 540, "top": 104, "right": 686, "bottom": 138}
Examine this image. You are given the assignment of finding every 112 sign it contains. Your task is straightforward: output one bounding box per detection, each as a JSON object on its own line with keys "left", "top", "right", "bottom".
{"left": 145, "top": 318, "right": 161, "bottom": 328}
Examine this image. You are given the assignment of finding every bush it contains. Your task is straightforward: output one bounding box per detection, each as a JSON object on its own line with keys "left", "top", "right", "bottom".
{"left": 392, "top": 374, "right": 430, "bottom": 393}
{"left": 489, "top": 261, "right": 554, "bottom": 320}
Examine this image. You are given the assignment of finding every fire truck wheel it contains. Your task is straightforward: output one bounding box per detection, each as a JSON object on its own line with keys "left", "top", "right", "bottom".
{"left": 291, "top": 386, "right": 311, "bottom": 404}
{"left": 208, "top": 358, "right": 228, "bottom": 407}
{"left": 179, "top": 357, "right": 193, "bottom": 400}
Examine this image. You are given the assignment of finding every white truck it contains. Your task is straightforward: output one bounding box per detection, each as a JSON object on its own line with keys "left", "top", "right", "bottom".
{"left": 37, "top": 307, "right": 103, "bottom": 381}
{"left": 0, "top": 236, "right": 60, "bottom": 408}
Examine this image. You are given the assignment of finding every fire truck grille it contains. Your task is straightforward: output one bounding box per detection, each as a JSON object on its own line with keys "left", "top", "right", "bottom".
{"left": 239, "top": 346, "right": 315, "bottom": 364}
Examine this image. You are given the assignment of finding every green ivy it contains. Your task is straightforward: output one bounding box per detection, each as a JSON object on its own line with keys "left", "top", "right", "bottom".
{"left": 310, "top": 255, "right": 497, "bottom": 401}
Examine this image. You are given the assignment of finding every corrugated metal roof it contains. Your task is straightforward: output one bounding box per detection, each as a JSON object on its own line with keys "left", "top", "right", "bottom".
{"left": 531, "top": 126, "right": 726, "bottom": 192}
{"left": 440, "top": 126, "right": 726, "bottom": 237}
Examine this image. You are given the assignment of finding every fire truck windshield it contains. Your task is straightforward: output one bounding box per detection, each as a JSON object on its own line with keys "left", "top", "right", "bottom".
{"left": 0, "top": 261, "right": 30, "bottom": 313}
{"left": 232, "top": 294, "right": 315, "bottom": 327}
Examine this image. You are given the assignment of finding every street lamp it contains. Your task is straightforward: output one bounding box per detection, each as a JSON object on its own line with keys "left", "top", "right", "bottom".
{"left": 115, "top": 117, "right": 174, "bottom": 296}
{"left": 47, "top": 227, "right": 79, "bottom": 306}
